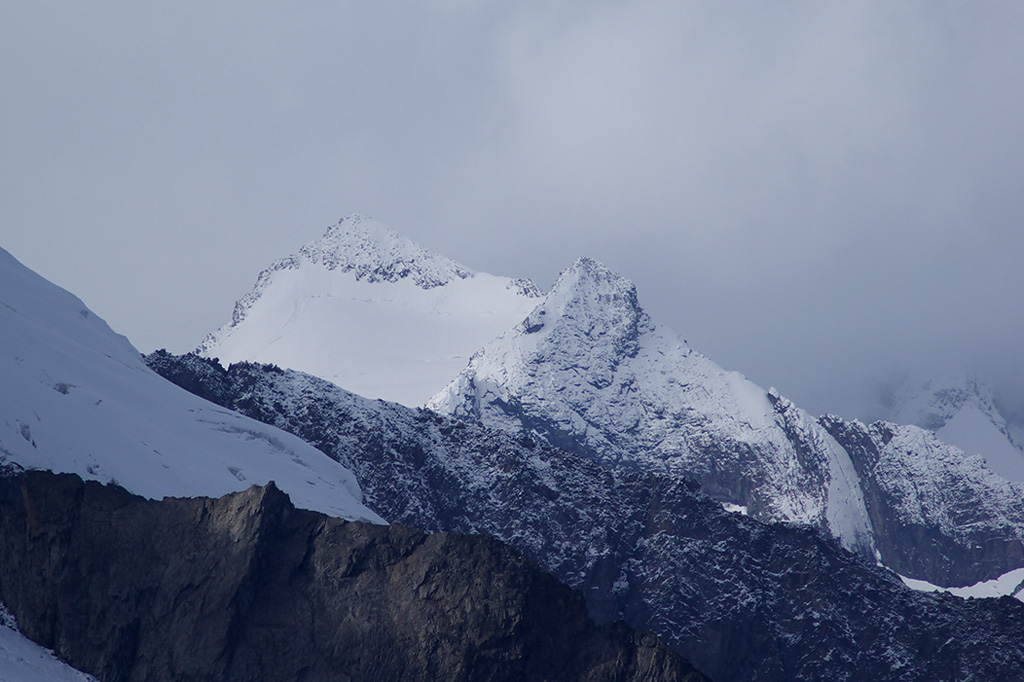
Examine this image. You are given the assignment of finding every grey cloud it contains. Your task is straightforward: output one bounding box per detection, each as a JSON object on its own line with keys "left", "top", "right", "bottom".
{"left": 1, "top": 1, "right": 1022, "bottom": 422}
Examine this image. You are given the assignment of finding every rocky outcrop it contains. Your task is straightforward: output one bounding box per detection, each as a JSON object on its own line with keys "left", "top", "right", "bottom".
{"left": 146, "top": 352, "right": 1024, "bottom": 682}
{"left": 426, "top": 258, "right": 875, "bottom": 555}
{"left": 821, "top": 415, "right": 1024, "bottom": 585}
{"left": 0, "top": 471, "right": 702, "bottom": 682}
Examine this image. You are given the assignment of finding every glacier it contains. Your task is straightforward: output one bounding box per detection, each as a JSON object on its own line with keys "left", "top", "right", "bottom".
{"left": 198, "top": 214, "right": 542, "bottom": 407}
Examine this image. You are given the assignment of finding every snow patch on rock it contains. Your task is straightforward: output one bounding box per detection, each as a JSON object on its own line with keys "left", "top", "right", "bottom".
{"left": 0, "top": 603, "right": 97, "bottom": 682}
{"left": 900, "top": 567, "right": 1024, "bottom": 601}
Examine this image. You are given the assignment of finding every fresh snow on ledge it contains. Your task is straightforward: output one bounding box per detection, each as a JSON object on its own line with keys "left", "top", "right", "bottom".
{"left": 900, "top": 567, "right": 1024, "bottom": 602}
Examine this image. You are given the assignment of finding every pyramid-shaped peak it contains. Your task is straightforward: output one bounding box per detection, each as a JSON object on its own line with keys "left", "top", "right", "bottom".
{"left": 298, "top": 214, "right": 475, "bottom": 290}
{"left": 558, "top": 256, "right": 633, "bottom": 287}
{"left": 537, "top": 257, "right": 644, "bottom": 322}
{"left": 511, "top": 256, "right": 651, "bottom": 365}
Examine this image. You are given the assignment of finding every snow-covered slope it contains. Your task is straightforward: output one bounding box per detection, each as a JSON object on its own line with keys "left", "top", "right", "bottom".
{"left": 428, "top": 257, "right": 875, "bottom": 554}
{"left": 879, "top": 373, "right": 1024, "bottom": 481}
{"left": 1, "top": 605, "right": 96, "bottom": 682}
{"left": 0, "top": 246, "right": 381, "bottom": 523}
{"left": 146, "top": 352, "right": 1024, "bottom": 682}
{"left": 198, "top": 215, "right": 542, "bottom": 407}
{"left": 820, "top": 415, "right": 1024, "bottom": 585}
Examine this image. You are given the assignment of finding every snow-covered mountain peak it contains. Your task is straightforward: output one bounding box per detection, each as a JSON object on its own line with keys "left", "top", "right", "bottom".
{"left": 882, "top": 371, "right": 982, "bottom": 427}
{"left": 512, "top": 257, "right": 659, "bottom": 374}
{"left": 198, "top": 216, "right": 542, "bottom": 407}
{"left": 526, "top": 257, "right": 645, "bottom": 326}
{"left": 297, "top": 214, "right": 474, "bottom": 289}
{"left": 428, "top": 257, "right": 874, "bottom": 554}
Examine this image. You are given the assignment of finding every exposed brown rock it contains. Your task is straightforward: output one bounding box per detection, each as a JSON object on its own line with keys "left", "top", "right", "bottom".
{"left": 0, "top": 472, "right": 705, "bottom": 682}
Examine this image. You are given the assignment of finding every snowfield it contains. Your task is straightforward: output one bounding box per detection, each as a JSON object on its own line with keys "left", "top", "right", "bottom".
{"left": 199, "top": 215, "right": 542, "bottom": 407}
{"left": 0, "top": 246, "right": 381, "bottom": 523}
{"left": 901, "top": 567, "right": 1024, "bottom": 601}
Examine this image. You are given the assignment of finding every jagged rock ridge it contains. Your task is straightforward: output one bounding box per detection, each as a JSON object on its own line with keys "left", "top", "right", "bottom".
{"left": 428, "top": 257, "right": 875, "bottom": 555}
{"left": 198, "top": 214, "right": 542, "bottom": 407}
{"left": 822, "top": 415, "right": 1024, "bottom": 585}
{"left": 0, "top": 471, "right": 703, "bottom": 682}
{"left": 147, "top": 351, "right": 1024, "bottom": 682}
{"left": 425, "top": 257, "right": 1024, "bottom": 586}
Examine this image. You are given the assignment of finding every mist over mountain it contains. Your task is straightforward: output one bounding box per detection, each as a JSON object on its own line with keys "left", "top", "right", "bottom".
{"left": 4, "top": 4, "right": 1024, "bottom": 679}
{"left": 5, "top": 4, "right": 1023, "bottom": 453}
{"left": 3, "top": 215, "right": 1024, "bottom": 679}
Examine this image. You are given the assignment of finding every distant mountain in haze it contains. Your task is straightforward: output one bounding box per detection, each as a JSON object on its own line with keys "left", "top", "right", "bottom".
{"left": 875, "top": 372, "right": 1024, "bottom": 479}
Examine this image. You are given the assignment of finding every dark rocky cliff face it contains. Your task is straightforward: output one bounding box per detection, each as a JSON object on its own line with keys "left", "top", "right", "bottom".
{"left": 0, "top": 471, "right": 704, "bottom": 682}
{"left": 821, "top": 415, "right": 1024, "bottom": 585}
{"left": 144, "top": 353, "right": 1024, "bottom": 682}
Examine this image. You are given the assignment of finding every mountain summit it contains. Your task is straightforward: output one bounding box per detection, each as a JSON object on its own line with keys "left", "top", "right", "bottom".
{"left": 292, "top": 213, "right": 474, "bottom": 289}
{"left": 198, "top": 215, "right": 541, "bottom": 406}
{"left": 427, "top": 256, "right": 1024, "bottom": 585}
{"left": 429, "top": 257, "right": 876, "bottom": 555}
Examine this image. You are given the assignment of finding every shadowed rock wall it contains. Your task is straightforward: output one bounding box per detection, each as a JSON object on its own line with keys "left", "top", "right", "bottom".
{"left": 0, "top": 472, "right": 704, "bottom": 682}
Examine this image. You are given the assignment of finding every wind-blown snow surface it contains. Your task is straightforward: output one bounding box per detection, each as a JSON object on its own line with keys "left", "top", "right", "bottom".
{"left": 429, "top": 257, "right": 875, "bottom": 554}
{"left": 198, "top": 215, "right": 542, "bottom": 407}
{"left": 0, "top": 246, "right": 380, "bottom": 523}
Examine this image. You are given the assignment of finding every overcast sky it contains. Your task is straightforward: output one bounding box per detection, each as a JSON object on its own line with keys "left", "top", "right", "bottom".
{"left": 3, "top": 2, "right": 1023, "bottom": 421}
